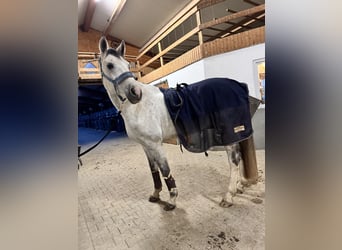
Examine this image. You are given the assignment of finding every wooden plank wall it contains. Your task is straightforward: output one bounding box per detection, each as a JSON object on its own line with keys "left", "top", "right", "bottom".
{"left": 202, "top": 26, "right": 265, "bottom": 58}
{"left": 78, "top": 28, "right": 153, "bottom": 66}
{"left": 78, "top": 59, "right": 101, "bottom": 80}
{"left": 78, "top": 28, "right": 158, "bottom": 83}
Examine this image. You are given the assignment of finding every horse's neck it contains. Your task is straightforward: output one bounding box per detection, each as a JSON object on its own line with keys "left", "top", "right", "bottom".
{"left": 110, "top": 81, "right": 177, "bottom": 140}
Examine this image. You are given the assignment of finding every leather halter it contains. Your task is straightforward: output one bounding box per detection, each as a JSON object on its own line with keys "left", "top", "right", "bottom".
{"left": 102, "top": 71, "right": 135, "bottom": 86}
{"left": 99, "top": 58, "right": 135, "bottom": 103}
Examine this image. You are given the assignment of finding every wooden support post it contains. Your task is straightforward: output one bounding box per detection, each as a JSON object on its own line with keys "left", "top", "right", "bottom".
{"left": 158, "top": 42, "right": 164, "bottom": 66}
{"left": 239, "top": 136, "right": 258, "bottom": 184}
{"left": 139, "top": 27, "right": 199, "bottom": 69}
{"left": 136, "top": 61, "right": 142, "bottom": 79}
{"left": 196, "top": 10, "right": 203, "bottom": 45}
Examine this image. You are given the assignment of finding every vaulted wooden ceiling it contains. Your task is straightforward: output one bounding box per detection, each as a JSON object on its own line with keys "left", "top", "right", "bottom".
{"left": 78, "top": 0, "right": 265, "bottom": 115}
{"left": 78, "top": 0, "right": 192, "bottom": 48}
{"left": 78, "top": 0, "right": 264, "bottom": 49}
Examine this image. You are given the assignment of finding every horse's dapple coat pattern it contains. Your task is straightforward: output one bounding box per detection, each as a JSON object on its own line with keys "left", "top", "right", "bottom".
{"left": 161, "top": 78, "right": 253, "bottom": 153}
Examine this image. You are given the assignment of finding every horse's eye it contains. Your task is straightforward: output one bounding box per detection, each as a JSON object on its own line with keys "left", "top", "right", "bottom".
{"left": 107, "top": 63, "right": 114, "bottom": 70}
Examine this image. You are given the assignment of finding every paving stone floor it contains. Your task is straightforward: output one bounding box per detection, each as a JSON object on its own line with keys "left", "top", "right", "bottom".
{"left": 78, "top": 128, "right": 265, "bottom": 249}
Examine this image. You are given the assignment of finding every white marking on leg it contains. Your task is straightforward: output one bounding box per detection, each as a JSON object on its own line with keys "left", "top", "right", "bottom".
{"left": 152, "top": 188, "right": 162, "bottom": 198}
{"left": 237, "top": 157, "right": 250, "bottom": 188}
{"left": 221, "top": 145, "right": 240, "bottom": 207}
{"left": 168, "top": 187, "right": 178, "bottom": 206}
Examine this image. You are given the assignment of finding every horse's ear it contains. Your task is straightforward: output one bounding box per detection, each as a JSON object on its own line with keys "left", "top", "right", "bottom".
{"left": 116, "top": 40, "right": 126, "bottom": 57}
{"left": 99, "top": 36, "right": 108, "bottom": 54}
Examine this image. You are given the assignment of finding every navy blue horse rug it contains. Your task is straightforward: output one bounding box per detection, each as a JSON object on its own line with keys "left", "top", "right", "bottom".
{"left": 160, "top": 78, "right": 256, "bottom": 153}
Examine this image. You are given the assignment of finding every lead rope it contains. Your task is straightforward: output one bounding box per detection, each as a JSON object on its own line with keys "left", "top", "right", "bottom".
{"left": 78, "top": 111, "right": 122, "bottom": 163}
{"left": 78, "top": 59, "right": 126, "bottom": 166}
{"left": 78, "top": 128, "right": 112, "bottom": 157}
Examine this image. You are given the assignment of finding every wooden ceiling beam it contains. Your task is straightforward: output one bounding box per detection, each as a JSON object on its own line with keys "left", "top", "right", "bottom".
{"left": 82, "top": 0, "right": 97, "bottom": 32}
{"left": 104, "top": 0, "right": 127, "bottom": 36}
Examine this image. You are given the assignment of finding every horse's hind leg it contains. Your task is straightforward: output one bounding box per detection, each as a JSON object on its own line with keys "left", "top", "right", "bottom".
{"left": 236, "top": 159, "right": 249, "bottom": 194}
{"left": 143, "top": 148, "right": 162, "bottom": 203}
{"left": 220, "top": 144, "right": 241, "bottom": 207}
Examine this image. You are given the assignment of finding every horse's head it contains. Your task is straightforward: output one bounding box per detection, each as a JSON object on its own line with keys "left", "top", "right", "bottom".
{"left": 99, "top": 36, "right": 142, "bottom": 105}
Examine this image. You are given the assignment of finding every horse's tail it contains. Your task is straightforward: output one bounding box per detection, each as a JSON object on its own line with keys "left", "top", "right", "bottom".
{"left": 239, "top": 136, "right": 259, "bottom": 185}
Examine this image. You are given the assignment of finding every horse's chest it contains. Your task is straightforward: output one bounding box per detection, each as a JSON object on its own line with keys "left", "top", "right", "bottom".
{"left": 122, "top": 100, "right": 175, "bottom": 141}
{"left": 123, "top": 107, "right": 160, "bottom": 133}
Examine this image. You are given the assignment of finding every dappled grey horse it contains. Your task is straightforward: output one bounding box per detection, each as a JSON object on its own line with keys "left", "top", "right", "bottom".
{"left": 98, "top": 37, "right": 257, "bottom": 211}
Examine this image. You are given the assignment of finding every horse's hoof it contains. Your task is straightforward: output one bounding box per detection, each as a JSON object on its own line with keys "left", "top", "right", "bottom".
{"left": 148, "top": 196, "right": 160, "bottom": 203}
{"left": 219, "top": 199, "right": 233, "bottom": 208}
{"left": 164, "top": 203, "right": 176, "bottom": 211}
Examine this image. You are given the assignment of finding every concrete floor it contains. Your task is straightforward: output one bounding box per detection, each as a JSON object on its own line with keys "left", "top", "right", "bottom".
{"left": 78, "top": 128, "right": 265, "bottom": 249}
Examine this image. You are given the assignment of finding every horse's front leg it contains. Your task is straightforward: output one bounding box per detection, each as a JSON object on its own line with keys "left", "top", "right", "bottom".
{"left": 145, "top": 144, "right": 178, "bottom": 211}
{"left": 159, "top": 159, "right": 178, "bottom": 211}
{"left": 143, "top": 148, "right": 162, "bottom": 203}
{"left": 220, "top": 144, "right": 241, "bottom": 207}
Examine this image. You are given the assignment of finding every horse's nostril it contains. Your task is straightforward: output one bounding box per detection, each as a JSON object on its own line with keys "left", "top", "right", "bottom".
{"left": 130, "top": 87, "right": 137, "bottom": 96}
{"left": 127, "top": 85, "right": 142, "bottom": 104}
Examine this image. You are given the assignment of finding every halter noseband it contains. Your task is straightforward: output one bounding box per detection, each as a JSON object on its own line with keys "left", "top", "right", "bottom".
{"left": 99, "top": 58, "right": 135, "bottom": 103}
{"left": 102, "top": 71, "right": 135, "bottom": 86}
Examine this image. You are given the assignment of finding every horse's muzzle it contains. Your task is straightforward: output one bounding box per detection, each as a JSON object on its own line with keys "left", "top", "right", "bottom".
{"left": 126, "top": 84, "right": 142, "bottom": 104}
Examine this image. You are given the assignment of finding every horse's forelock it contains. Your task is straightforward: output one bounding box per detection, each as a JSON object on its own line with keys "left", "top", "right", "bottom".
{"left": 106, "top": 48, "right": 120, "bottom": 58}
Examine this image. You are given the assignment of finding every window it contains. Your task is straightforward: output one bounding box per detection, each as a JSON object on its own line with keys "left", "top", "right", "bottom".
{"left": 254, "top": 59, "right": 265, "bottom": 104}
{"left": 84, "top": 62, "right": 96, "bottom": 74}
